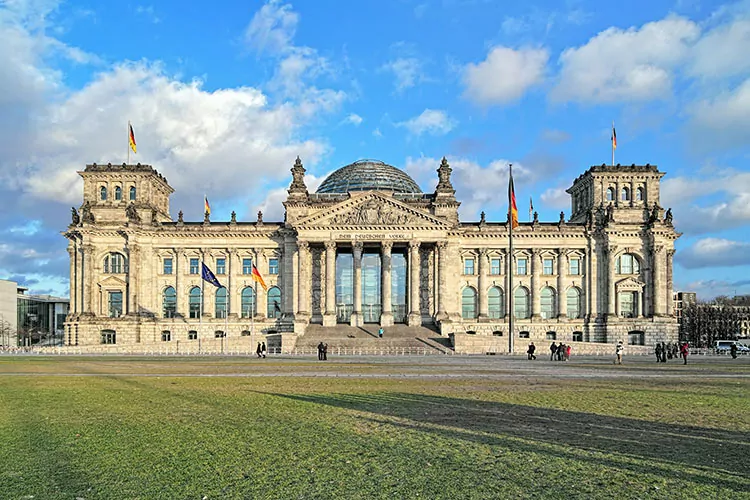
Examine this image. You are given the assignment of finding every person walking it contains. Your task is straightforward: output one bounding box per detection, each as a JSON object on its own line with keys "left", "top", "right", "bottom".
{"left": 322, "top": 343, "right": 328, "bottom": 361}
{"left": 615, "top": 341, "right": 624, "bottom": 365}
{"left": 680, "top": 342, "right": 689, "bottom": 365}
{"left": 256, "top": 342, "right": 262, "bottom": 359}
{"left": 378, "top": 327, "right": 384, "bottom": 339}
{"left": 661, "top": 342, "right": 667, "bottom": 362}
{"left": 317, "top": 341, "right": 324, "bottom": 361}
{"left": 550, "top": 342, "right": 558, "bottom": 361}
{"left": 527, "top": 342, "right": 536, "bottom": 360}
{"left": 261, "top": 342, "right": 267, "bottom": 359}
{"left": 655, "top": 342, "right": 662, "bottom": 363}
{"left": 730, "top": 342, "right": 738, "bottom": 359}
{"left": 565, "top": 344, "right": 572, "bottom": 361}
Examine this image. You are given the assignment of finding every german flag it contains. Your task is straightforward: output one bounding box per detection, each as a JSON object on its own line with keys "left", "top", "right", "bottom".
{"left": 251, "top": 263, "right": 268, "bottom": 291}
{"left": 129, "top": 122, "right": 137, "bottom": 154}
{"left": 204, "top": 195, "right": 211, "bottom": 216}
{"left": 509, "top": 166, "right": 519, "bottom": 229}
{"left": 612, "top": 122, "right": 617, "bottom": 150}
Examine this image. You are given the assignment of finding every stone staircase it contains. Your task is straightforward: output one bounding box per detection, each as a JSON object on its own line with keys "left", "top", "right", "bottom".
{"left": 297, "top": 324, "right": 452, "bottom": 354}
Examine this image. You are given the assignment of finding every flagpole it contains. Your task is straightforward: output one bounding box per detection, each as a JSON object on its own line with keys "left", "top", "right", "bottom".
{"left": 508, "top": 164, "right": 515, "bottom": 355}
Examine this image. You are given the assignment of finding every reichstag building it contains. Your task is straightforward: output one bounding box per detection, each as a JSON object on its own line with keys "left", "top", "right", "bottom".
{"left": 63, "top": 157, "right": 680, "bottom": 349}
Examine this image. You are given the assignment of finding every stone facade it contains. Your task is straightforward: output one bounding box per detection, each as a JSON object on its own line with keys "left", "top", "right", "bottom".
{"left": 63, "top": 159, "right": 680, "bottom": 350}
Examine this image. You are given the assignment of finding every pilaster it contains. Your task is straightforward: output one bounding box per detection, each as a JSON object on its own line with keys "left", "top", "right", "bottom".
{"left": 531, "top": 248, "right": 541, "bottom": 319}
{"left": 436, "top": 241, "right": 448, "bottom": 322}
{"left": 477, "top": 248, "right": 489, "bottom": 321}
{"left": 557, "top": 249, "right": 567, "bottom": 319}
{"left": 608, "top": 245, "right": 617, "bottom": 317}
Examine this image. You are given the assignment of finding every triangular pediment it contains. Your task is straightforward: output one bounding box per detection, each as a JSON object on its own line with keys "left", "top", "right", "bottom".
{"left": 616, "top": 276, "right": 646, "bottom": 291}
{"left": 98, "top": 275, "right": 127, "bottom": 288}
{"left": 296, "top": 192, "right": 450, "bottom": 229}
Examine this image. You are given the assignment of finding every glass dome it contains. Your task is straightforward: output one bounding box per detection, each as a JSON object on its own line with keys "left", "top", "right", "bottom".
{"left": 316, "top": 159, "right": 422, "bottom": 194}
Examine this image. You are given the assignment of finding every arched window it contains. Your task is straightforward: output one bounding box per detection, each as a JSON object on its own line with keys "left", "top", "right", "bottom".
{"left": 104, "top": 253, "right": 127, "bottom": 274}
{"left": 461, "top": 287, "right": 477, "bottom": 319}
{"left": 215, "top": 288, "right": 227, "bottom": 318}
{"left": 513, "top": 287, "right": 529, "bottom": 319}
{"left": 163, "top": 286, "right": 176, "bottom": 318}
{"left": 616, "top": 253, "right": 640, "bottom": 275}
{"left": 621, "top": 186, "right": 630, "bottom": 201}
{"left": 566, "top": 287, "right": 582, "bottom": 319}
{"left": 115, "top": 186, "right": 122, "bottom": 201}
{"left": 488, "top": 287, "right": 504, "bottom": 319}
{"left": 129, "top": 186, "right": 136, "bottom": 201}
{"left": 606, "top": 187, "right": 614, "bottom": 201}
{"left": 189, "top": 287, "right": 202, "bottom": 319}
{"left": 100, "top": 186, "right": 107, "bottom": 201}
{"left": 241, "top": 287, "right": 256, "bottom": 318}
{"left": 267, "top": 287, "right": 282, "bottom": 319}
{"left": 540, "top": 287, "right": 556, "bottom": 319}
{"left": 636, "top": 187, "right": 644, "bottom": 201}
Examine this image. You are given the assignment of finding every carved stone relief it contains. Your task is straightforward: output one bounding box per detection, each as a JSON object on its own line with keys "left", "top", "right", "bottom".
{"left": 330, "top": 198, "right": 418, "bottom": 226}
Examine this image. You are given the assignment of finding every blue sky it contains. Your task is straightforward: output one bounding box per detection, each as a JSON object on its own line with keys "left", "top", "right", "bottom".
{"left": 1, "top": 0, "right": 750, "bottom": 300}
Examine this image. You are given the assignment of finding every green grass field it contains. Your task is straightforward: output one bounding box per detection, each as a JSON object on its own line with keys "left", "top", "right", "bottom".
{"left": 0, "top": 356, "right": 748, "bottom": 499}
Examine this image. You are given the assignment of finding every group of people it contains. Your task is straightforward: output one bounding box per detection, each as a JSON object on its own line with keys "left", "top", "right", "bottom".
{"left": 317, "top": 342, "right": 329, "bottom": 360}
{"left": 255, "top": 342, "right": 267, "bottom": 358}
{"left": 654, "top": 341, "right": 690, "bottom": 365}
{"left": 549, "top": 342, "right": 571, "bottom": 361}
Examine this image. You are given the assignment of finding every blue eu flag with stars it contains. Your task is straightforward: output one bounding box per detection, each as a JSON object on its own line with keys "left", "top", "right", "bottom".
{"left": 201, "top": 263, "right": 223, "bottom": 288}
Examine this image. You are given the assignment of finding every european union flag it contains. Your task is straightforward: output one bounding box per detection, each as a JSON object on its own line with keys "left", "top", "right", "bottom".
{"left": 201, "top": 263, "right": 223, "bottom": 288}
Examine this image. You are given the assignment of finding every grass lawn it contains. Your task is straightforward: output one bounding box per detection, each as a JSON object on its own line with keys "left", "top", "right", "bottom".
{"left": 0, "top": 356, "right": 748, "bottom": 499}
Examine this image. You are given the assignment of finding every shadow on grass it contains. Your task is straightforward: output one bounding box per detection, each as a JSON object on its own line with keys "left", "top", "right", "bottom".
{"left": 264, "top": 391, "right": 750, "bottom": 493}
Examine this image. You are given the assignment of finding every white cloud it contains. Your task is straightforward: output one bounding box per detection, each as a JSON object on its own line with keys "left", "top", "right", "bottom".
{"left": 541, "top": 129, "right": 571, "bottom": 143}
{"left": 551, "top": 16, "right": 700, "bottom": 103}
{"left": 688, "top": 18, "right": 750, "bottom": 79}
{"left": 462, "top": 46, "right": 548, "bottom": 106}
{"left": 135, "top": 5, "right": 160, "bottom": 24}
{"left": 343, "top": 113, "right": 363, "bottom": 126}
{"left": 252, "top": 171, "right": 327, "bottom": 221}
{"left": 404, "top": 156, "right": 535, "bottom": 220}
{"left": 661, "top": 168, "right": 750, "bottom": 234}
{"left": 372, "top": 128, "right": 383, "bottom": 139}
{"left": 678, "top": 278, "right": 750, "bottom": 301}
{"left": 243, "top": 0, "right": 299, "bottom": 55}
{"left": 381, "top": 57, "right": 425, "bottom": 92}
{"left": 688, "top": 78, "right": 750, "bottom": 151}
{"left": 397, "top": 109, "right": 455, "bottom": 136}
{"left": 676, "top": 238, "right": 750, "bottom": 269}
{"left": 540, "top": 187, "right": 569, "bottom": 210}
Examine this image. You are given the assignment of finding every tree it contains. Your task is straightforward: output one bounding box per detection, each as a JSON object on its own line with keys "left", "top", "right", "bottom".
{"left": 680, "top": 301, "right": 748, "bottom": 347}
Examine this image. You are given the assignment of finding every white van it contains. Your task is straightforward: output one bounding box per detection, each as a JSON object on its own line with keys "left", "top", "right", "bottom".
{"left": 715, "top": 340, "right": 750, "bottom": 352}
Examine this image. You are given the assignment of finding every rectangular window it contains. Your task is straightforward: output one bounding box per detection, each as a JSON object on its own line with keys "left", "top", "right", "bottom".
{"left": 269, "top": 258, "right": 279, "bottom": 275}
{"left": 101, "top": 330, "right": 116, "bottom": 344}
{"left": 216, "top": 258, "right": 226, "bottom": 275}
{"left": 163, "top": 258, "right": 173, "bottom": 275}
{"left": 189, "top": 258, "right": 199, "bottom": 274}
{"left": 243, "top": 258, "right": 252, "bottom": 274}
{"left": 108, "top": 291, "right": 123, "bottom": 318}
{"left": 569, "top": 258, "right": 580, "bottom": 275}
{"left": 517, "top": 258, "right": 528, "bottom": 275}
{"left": 161, "top": 331, "right": 171, "bottom": 342}
{"left": 543, "top": 258, "right": 554, "bottom": 275}
{"left": 188, "top": 330, "right": 198, "bottom": 340}
{"left": 490, "top": 258, "right": 501, "bottom": 275}
{"left": 464, "top": 258, "right": 475, "bottom": 275}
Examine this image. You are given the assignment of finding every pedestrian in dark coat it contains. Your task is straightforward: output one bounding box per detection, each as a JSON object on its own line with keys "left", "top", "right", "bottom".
{"left": 317, "top": 342, "right": 324, "bottom": 361}
{"left": 261, "top": 342, "right": 267, "bottom": 358}
{"left": 256, "top": 342, "right": 262, "bottom": 358}
{"left": 527, "top": 342, "right": 536, "bottom": 360}
{"left": 661, "top": 342, "right": 667, "bottom": 362}
{"left": 550, "top": 342, "right": 558, "bottom": 361}
{"left": 655, "top": 343, "right": 662, "bottom": 362}
{"left": 730, "top": 343, "right": 738, "bottom": 359}
{"left": 322, "top": 343, "right": 328, "bottom": 361}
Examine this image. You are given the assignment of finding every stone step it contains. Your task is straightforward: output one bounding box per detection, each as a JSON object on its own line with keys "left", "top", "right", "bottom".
{"left": 298, "top": 324, "right": 448, "bottom": 352}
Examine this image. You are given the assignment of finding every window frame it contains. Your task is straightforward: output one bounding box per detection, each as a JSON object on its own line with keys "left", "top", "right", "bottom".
{"left": 216, "top": 258, "right": 226, "bottom": 275}
{"left": 162, "top": 286, "right": 177, "bottom": 318}
{"left": 516, "top": 257, "right": 528, "bottom": 276}
{"left": 163, "top": 257, "right": 173, "bottom": 275}
{"left": 242, "top": 258, "right": 252, "bottom": 275}
{"left": 461, "top": 287, "right": 478, "bottom": 319}
{"left": 463, "top": 257, "right": 475, "bottom": 276}
{"left": 129, "top": 186, "right": 136, "bottom": 201}
{"left": 569, "top": 258, "right": 580, "bottom": 276}
{"left": 269, "top": 258, "right": 279, "bottom": 275}
{"left": 542, "top": 258, "right": 554, "bottom": 275}
{"left": 490, "top": 258, "right": 501, "bottom": 275}
{"left": 189, "top": 258, "right": 200, "bottom": 275}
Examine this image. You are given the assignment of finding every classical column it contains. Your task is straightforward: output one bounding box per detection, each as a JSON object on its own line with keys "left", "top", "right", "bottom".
{"left": 256, "top": 250, "right": 268, "bottom": 319}
{"left": 380, "top": 241, "right": 394, "bottom": 327}
{"left": 351, "top": 242, "right": 363, "bottom": 326}
{"left": 127, "top": 244, "right": 140, "bottom": 316}
{"left": 477, "top": 248, "right": 489, "bottom": 321}
{"left": 608, "top": 245, "right": 617, "bottom": 317}
{"left": 408, "top": 240, "right": 422, "bottom": 326}
{"left": 629, "top": 181, "right": 635, "bottom": 207}
{"left": 82, "top": 244, "right": 95, "bottom": 315}
{"left": 323, "top": 242, "right": 337, "bottom": 326}
{"left": 283, "top": 239, "right": 296, "bottom": 318}
{"left": 653, "top": 245, "right": 664, "bottom": 317}
{"left": 531, "top": 249, "right": 541, "bottom": 319}
{"left": 666, "top": 249, "right": 675, "bottom": 316}
{"left": 297, "top": 241, "right": 310, "bottom": 318}
{"left": 557, "top": 249, "right": 567, "bottom": 319}
{"left": 436, "top": 241, "right": 448, "bottom": 321}
{"left": 173, "top": 248, "right": 182, "bottom": 318}
{"left": 587, "top": 240, "right": 598, "bottom": 320}
{"left": 506, "top": 250, "right": 513, "bottom": 319}
{"left": 67, "top": 244, "right": 78, "bottom": 315}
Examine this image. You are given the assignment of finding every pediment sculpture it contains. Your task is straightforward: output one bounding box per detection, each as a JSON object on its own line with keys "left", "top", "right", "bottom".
{"left": 616, "top": 276, "right": 646, "bottom": 291}
{"left": 329, "top": 198, "right": 417, "bottom": 226}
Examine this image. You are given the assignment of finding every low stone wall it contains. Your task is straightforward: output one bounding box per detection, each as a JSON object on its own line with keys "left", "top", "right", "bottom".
{"left": 452, "top": 333, "right": 653, "bottom": 356}
{"left": 37, "top": 333, "right": 299, "bottom": 355}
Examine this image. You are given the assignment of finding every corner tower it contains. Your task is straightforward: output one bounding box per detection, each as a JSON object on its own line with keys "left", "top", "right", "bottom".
{"left": 566, "top": 164, "right": 665, "bottom": 225}
{"left": 77, "top": 163, "right": 174, "bottom": 224}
